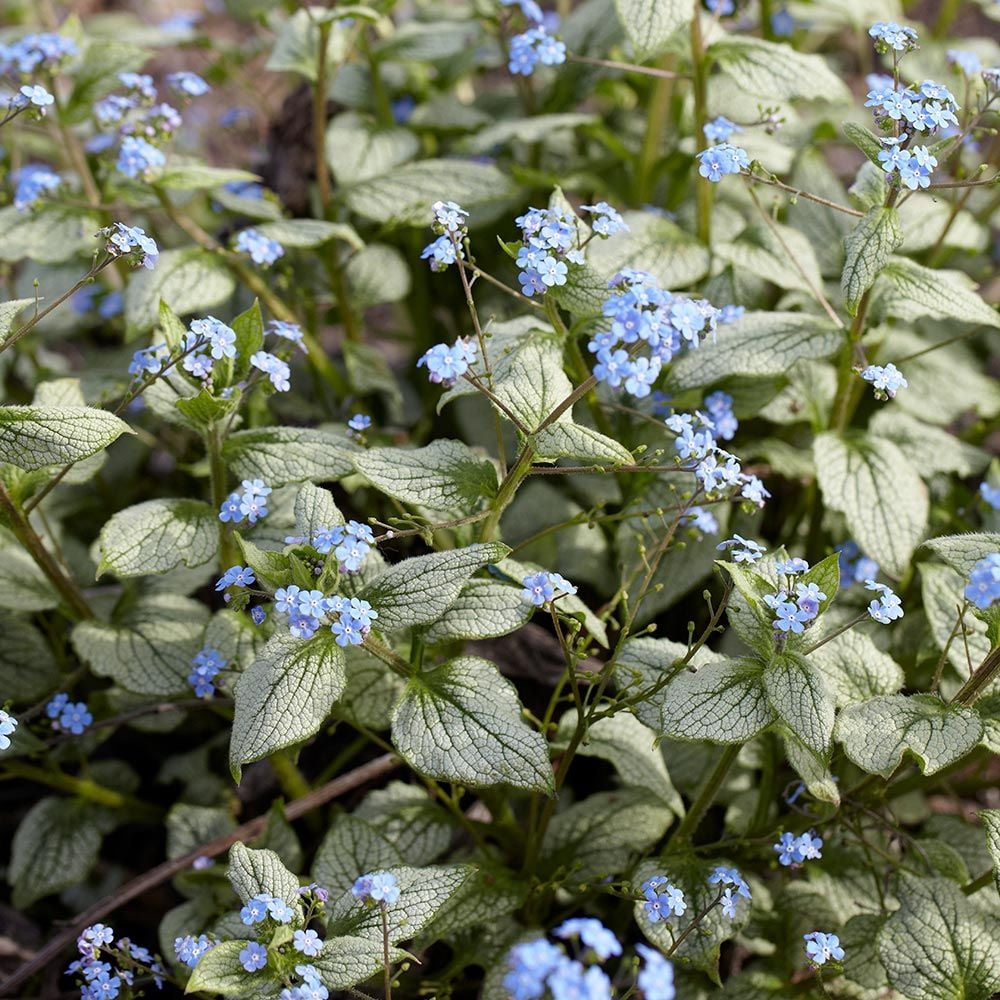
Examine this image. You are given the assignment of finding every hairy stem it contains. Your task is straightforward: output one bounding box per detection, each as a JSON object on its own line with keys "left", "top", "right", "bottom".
{"left": 670, "top": 744, "right": 741, "bottom": 844}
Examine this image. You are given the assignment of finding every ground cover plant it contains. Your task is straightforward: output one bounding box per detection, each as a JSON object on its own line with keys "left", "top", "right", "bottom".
{"left": 0, "top": 0, "right": 999, "bottom": 997}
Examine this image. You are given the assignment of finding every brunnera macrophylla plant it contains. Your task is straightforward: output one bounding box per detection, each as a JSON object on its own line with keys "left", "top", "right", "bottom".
{"left": 0, "top": 1, "right": 999, "bottom": 998}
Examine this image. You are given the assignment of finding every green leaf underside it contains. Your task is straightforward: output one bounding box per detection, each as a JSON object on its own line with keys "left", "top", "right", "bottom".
{"left": 391, "top": 657, "right": 553, "bottom": 790}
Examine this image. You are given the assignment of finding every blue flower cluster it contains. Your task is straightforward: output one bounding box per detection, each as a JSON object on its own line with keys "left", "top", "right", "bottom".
{"left": 590, "top": 269, "right": 719, "bottom": 400}
{"left": 521, "top": 570, "right": 578, "bottom": 607}
{"left": 351, "top": 870, "right": 401, "bottom": 903}
{"left": 716, "top": 534, "right": 766, "bottom": 563}
{"left": 861, "top": 362, "right": 908, "bottom": 399}
{"left": 188, "top": 647, "right": 226, "bottom": 698}
{"left": 579, "top": 201, "right": 628, "bottom": 238}
{"left": 804, "top": 931, "right": 845, "bottom": 965}
{"left": 421, "top": 199, "right": 469, "bottom": 272}
{"left": 250, "top": 350, "right": 292, "bottom": 391}
{"left": 704, "top": 116, "right": 741, "bottom": 143}
{"left": 0, "top": 710, "right": 17, "bottom": 751}
{"left": 0, "top": 32, "right": 77, "bottom": 75}
{"left": 765, "top": 578, "right": 827, "bottom": 636}
{"left": 312, "top": 519, "right": 375, "bottom": 571}
{"left": 667, "top": 409, "right": 770, "bottom": 506}
{"left": 104, "top": 222, "right": 159, "bottom": 270}
{"left": 45, "top": 692, "right": 93, "bottom": 735}
{"left": 235, "top": 228, "right": 285, "bottom": 267}
{"left": 220, "top": 478, "right": 272, "bottom": 524}
{"left": 774, "top": 830, "right": 823, "bottom": 867}
{"left": 117, "top": 135, "right": 166, "bottom": 179}
{"left": 868, "top": 21, "right": 918, "bottom": 53}
{"left": 418, "top": 338, "right": 478, "bottom": 386}
{"left": 273, "top": 584, "right": 378, "bottom": 646}
{"left": 279, "top": 966, "right": 328, "bottom": 1000}
{"left": 508, "top": 26, "right": 566, "bottom": 76}
{"left": 642, "top": 875, "right": 687, "bottom": 922}
{"left": 836, "top": 541, "right": 880, "bottom": 585}
{"left": 708, "top": 866, "right": 752, "bottom": 918}
{"left": 66, "top": 923, "right": 165, "bottom": 999}
{"left": 174, "top": 932, "right": 215, "bottom": 968}
{"left": 696, "top": 143, "right": 750, "bottom": 183}
{"left": 865, "top": 580, "right": 904, "bottom": 624}
{"left": 216, "top": 565, "right": 256, "bottom": 590}
{"left": 965, "top": 553, "right": 1000, "bottom": 610}
{"left": 12, "top": 163, "right": 61, "bottom": 211}
{"left": 513, "top": 204, "right": 583, "bottom": 296}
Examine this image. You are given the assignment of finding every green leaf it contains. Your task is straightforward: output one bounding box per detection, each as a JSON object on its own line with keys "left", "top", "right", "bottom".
{"left": 156, "top": 164, "right": 261, "bottom": 191}
{"left": 878, "top": 875, "right": 1000, "bottom": 1000}
{"left": 344, "top": 244, "right": 412, "bottom": 308}
{"left": 344, "top": 159, "right": 518, "bottom": 227}
{"left": 391, "top": 656, "right": 553, "bottom": 791}
{"left": 843, "top": 122, "right": 884, "bottom": 167}
{"left": 184, "top": 940, "right": 264, "bottom": 996}
{"left": 313, "top": 936, "right": 406, "bottom": 990}
{"left": 326, "top": 111, "right": 420, "bottom": 185}
{"left": 9, "top": 797, "right": 108, "bottom": 907}
{"left": 797, "top": 552, "right": 840, "bottom": 614}
{"left": 0, "top": 405, "right": 132, "bottom": 471}
{"left": 841, "top": 207, "right": 902, "bottom": 315}
{"left": 533, "top": 423, "right": 633, "bottom": 465}
{"left": 355, "top": 440, "right": 497, "bottom": 513}
{"left": 763, "top": 653, "right": 835, "bottom": 757}
{"left": 836, "top": 695, "right": 983, "bottom": 776}
{"left": 869, "top": 409, "right": 989, "bottom": 478}
{"left": 655, "top": 658, "right": 775, "bottom": 743}
{"left": 542, "top": 789, "right": 673, "bottom": 880}
{"left": 294, "top": 482, "right": 343, "bottom": 538}
{"left": 97, "top": 498, "right": 217, "bottom": 578}
{"left": 174, "top": 389, "right": 240, "bottom": 431}
{"left": 613, "top": 0, "right": 686, "bottom": 60}
{"left": 313, "top": 815, "right": 403, "bottom": 896}
{"left": 166, "top": 803, "right": 236, "bottom": 859}
{"left": 716, "top": 223, "right": 824, "bottom": 294}
{"left": 0, "top": 612, "right": 59, "bottom": 698}
{"left": 711, "top": 35, "right": 851, "bottom": 102}
{"left": 72, "top": 594, "right": 209, "bottom": 695}
{"left": 325, "top": 864, "right": 473, "bottom": 945}
{"left": 361, "top": 542, "right": 509, "bottom": 631}
{"left": 871, "top": 257, "right": 1000, "bottom": 329}
{"left": 64, "top": 39, "right": 149, "bottom": 122}
{"left": 920, "top": 564, "right": 990, "bottom": 680}
{"left": 813, "top": 431, "right": 928, "bottom": 578}
{"left": 667, "top": 313, "right": 841, "bottom": 391}
{"left": 124, "top": 248, "right": 236, "bottom": 333}
{"left": 0, "top": 533, "right": 59, "bottom": 611}
{"left": 228, "top": 842, "right": 301, "bottom": 908}
{"left": 784, "top": 730, "right": 841, "bottom": 805}
{"left": 254, "top": 218, "right": 364, "bottom": 251}
{"left": 981, "top": 810, "right": 1000, "bottom": 897}
{"left": 224, "top": 426, "right": 358, "bottom": 485}
{"left": 461, "top": 114, "right": 598, "bottom": 156}
{"left": 0, "top": 298, "right": 33, "bottom": 345}
{"left": 922, "top": 533, "right": 1000, "bottom": 577}
{"left": 554, "top": 709, "right": 684, "bottom": 815}
{"left": 0, "top": 206, "right": 100, "bottom": 264}
{"left": 422, "top": 579, "right": 532, "bottom": 644}
{"left": 353, "top": 781, "right": 453, "bottom": 865}
{"left": 229, "top": 631, "right": 347, "bottom": 781}
{"left": 808, "top": 629, "right": 904, "bottom": 707}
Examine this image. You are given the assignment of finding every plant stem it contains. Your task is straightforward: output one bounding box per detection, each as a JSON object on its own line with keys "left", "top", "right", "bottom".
{"left": 381, "top": 904, "right": 393, "bottom": 1000}
{"left": 952, "top": 646, "right": 1000, "bottom": 706}
{"left": 478, "top": 444, "right": 535, "bottom": 542}
{"left": 636, "top": 54, "right": 678, "bottom": 203}
{"left": 363, "top": 635, "right": 415, "bottom": 679}
{"left": 690, "top": 8, "right": 712, "bottom": 243}
{"left": 670, "top": 744, "right": 741, "bottom": 844}
{"left": 2, "top": 761, "right": 161, "bottom": 822}
{"left": 0, "top": 482, "right": 93, "bottom": 620}
{"left": 962, "top": 869, "right": 994, "bottom": 896}
{"left": 206, "top": 426, "right": 238, "bottom": 571}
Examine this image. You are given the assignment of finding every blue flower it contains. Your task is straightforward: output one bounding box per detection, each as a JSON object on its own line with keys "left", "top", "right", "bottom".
{"left": 0, "top": 710, "right": 18, "bottom": 751}
{"left": 239, "top": 942, "right": 268, "bottom": 972}
{"left": 188, "top": 647, "right": 225, "bottom": 698}
{"left": 215, "top": 565, "right": 255, "bottom": 590}
{"left": 775, "top": 830, "right": 823, "bottom": 866}
{"left": 352, "top": 870, "right": 400, "bottom": 904}
{"left": 773, "top": 601, "right": 811, "bottom": 634}
{"left": 105, "top": 223, "right": 158, "bottom": 269}
{"left": 417, "top": 339, "right": 478, "bottom": 386}
{"left": 432, "top": 200, "right": 469, "bottom": 233}
{"left": 58, "top": 701, "right": 92, "bottom": 735}
{"left": 421, "top": 234, "right": 461, "bottom": 272}
{"left": 190, "top": 317, "right": 237, "bottom": 360}
{"left": 219, "top": 492, "right": 245, "bottom": 524}
{"left": 865, "top": 579, "right": 904, "bottom": 623}
{"left": 46, "top": 692, "right": 70, "bottom": 720}
{"left": 250, "top": 351, "right": 292, "bottom": 392}
{"left": 979, "top": 482, "right": 1000, "bottom": 510}
{"left": 636, "top": 944, "right": 675, "bottom": 1000}
{"left": 686, "top": 506, "right": 719, "bottom": 534}
{"left": 696, "top": 143, "right": 750, "bottom": 182}
{"left": 553, "top": 918, "right": 621, "bottom": 960}
{"left": 504, "top": 939, "right": 564, "bottom": 1000}
{"left": 548, "top": 960, "right": 611, "bottom": 1000}
{"left": 804, "top": 931, "right": 845, "bottom": 965}
{"left": 12, "top": 164, "right": 61, "bottom": 211}
{"left": 624, "top": 356, "right": 661, "bottom": 397}
{"left": 167, "top": 71, "right": 210, "bottom": 97}
{"left": 293, "top": 929, "right": 322, "bottom": 957}
{"left": 266, "top": 897, "right": 295, "bottom": 923}
{"left": 776, "top": 558, "right": 809, "bottom": 576}
{"left": 250, "top": 606, "right": 267, "bottom": 625}
{"left": 965, "top": 553, "right": 1000, "bottom": 610}
{"left": 642, "top": 876, "right": 687, "bottom": 921}
{"left": 703, "top": 116, "right": 741, "bottom": 142}
{"left": 771, "top": 7, "right": 794, "bottom": 36}
{"left": 269, "top": 320, "right": 307, "bottom": 352}
{"left": 240, "top": 894, "right": 271, "bottom": 925}
{"left": 716, "top": 534, "right": 766, "bottom": 564}
{"left": 235, "top": 228, "right": 285, "bottom": 266}
{"left": 116, "top": 136, "right": 165, "bottom": 179}
{"left": 508, "top": 27, "right": 566, "bottom": 75}
{"left": 947, "top": 49, "right": 981, "bottom": 76}
{"left": 347, "top": 414, "right": 371, "bottom": 434}
{"left": 868, "top": 21, "right": 918, "bottom": 52}
{"left": 19, "top": 84, "right": 54, "bottom": 108}
{"left": 86, "top": 971, "right": 121, "bottom": 998}
{"left": 708, "top": 866, "right": 751, "bottom": 900}
{"left": 521, "top": 570, "right": 576, "bottom": 606}
{"left": 580, "top": 202, "right": 628, "bottom": 237}
{"left": 239, "top": 493, "right": 269, "bottom": 523}
{"left": 861, "top": 363, "right": 908, "bottom": 399}
{"left": 174, "top": 933, "right": 214, "bottom": 967}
